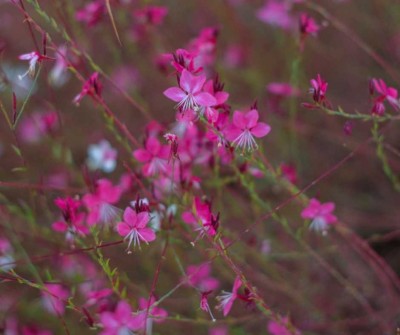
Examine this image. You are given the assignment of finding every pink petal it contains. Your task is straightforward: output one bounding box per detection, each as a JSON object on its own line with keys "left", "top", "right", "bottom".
{"left": 215, "top": 91, "right": 229, "bottom": 104}
{"left": 163, "top": 87, "right": 186, "bottom": 102}
{"left": 136, "top": 212, "right": 150, "bottom": 228}
{"left": 224, "top": 125, "right": 242, "bottom": 142}
{"left": 194, "top": 92, "right": 217, "bottom": 107}
{"left": 244, "top": 109, "right": 259, "bottom": 128}
{"left": 117, "top": 222, "right": 131, "bottom": 237}
{"left": 251, "top": 122, "right": 271, "bottom": 138}
{"left": 146, "top": 137, "right": 161, "bottom": 155}
{"left": 180, "top": 69, "right": 194, "bottom": 92}
{"left": 116, "top": 301, "right": 132, "bottom": 320}
{"left": 123, "top": 207, "right": 137, "bottom": 225}
{"left": 232, "top": 111, "right": 246, "bottom": 129}
{"left": 138, "top": 227, "right": 156, "bottom": 242}
{"left": 52, "top": 221, "right": 68, "bottom": 232}
{"left": 190, "top": 73, "right": 207, "bottom": 94}
{"left": 133, "top": 148, "right": 152, "bottom": 162}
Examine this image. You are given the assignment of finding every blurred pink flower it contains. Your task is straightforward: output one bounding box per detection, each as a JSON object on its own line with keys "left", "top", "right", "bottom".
{"left": 75, "top": 1, "right": 105, "bottom": 27}
{"left": 133, "top": 137, "right": 169, "bottom": 177}
{"left": 301, "top": 198, "right": 337, "bottom": 235}
{"left": 257, "top": 1, "right": 294, "bottom": 30}
{"left": 267, "top": 316, "right": 301, "bottom": 335}
{"left": 370, "top": 78, "right": 400, "bottom": 115}
{"left": 99, "top": 300, "right": 145, "bottom": 335}
{"left": 185, "top": 263, "right": 219, "bottom": 291}
{"left": 83, "top": 179, "right": 122, "bottom": 225}
{"left": 42, "top": 284, "right": 69, "bottom": 315}
{"left": 73, "top": 72, "right": 102, "bottom": 105}
{"left": 133, "top": 6, "right": 168, "bottom": 26}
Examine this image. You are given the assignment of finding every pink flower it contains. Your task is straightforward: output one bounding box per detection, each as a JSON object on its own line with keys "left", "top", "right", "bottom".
{"left": 182, "top": 197, "right": 220, "bottom": 238}
{"left": 83, "top": 179, "right": 122, "bottom": 225}
{"left": 304, "top": 74, "right": 330, "bottom": 107}
{"left": 370, "top": 78, "right": 400, "bottom": 115}
{"left": 301, "top": 198, "right": 337, "bottom": 235}
{"left": 18, "top": 51, "right": 52, "bottom": 80}
{"left": 257, "top": 1, "right": 294, "bottom": 30}
{"left": 99, "top": 300, "right": 145, "bottom": 335}
{"left": 49, "top": 45, "right": 69, "bottom": 87}
{"left": 42, "top": 284, "right": 69, "bottom": 315}
{"left": 300, "top": 13, "right": 319, "bottom": 36}
{"left": 184, "top": 263, "right": 219, "bottom": 291}
{"left": 163, "top": 69, "right": 216, "bottom": 112}
{"left": 133, "top": 6, "right": 168, "bottom": 26}
{"left": 267, "top": 82, "right": 300, "bottom": 97}
{"left": 138, "top": 296, "right": 168, "bottom": 323}
{"left": 117, "top": 207, "right": 156, "bottom": 250}
{"left": 73, "top": 72, "right": 102, "bottom": 106}
{"left": 267, "top": 316, "right": 301, "bottom": 335}
{"left": 75, "top": 1, "right": 105, "bottom": 27}
{"left": 280, "top": 163, "right": 297, "bottom": 184}
{"left": 52, "top": 197, "right": 88, "bottom": 238}
{"left": 216, "top": 276, "right": 242, "bottom": 316}
{"left": 133, "top": 137, "right": 169, "bottom": 176}
{"left": 225, "top": 109, "right": 271, "bottom": 151}
{"left": 84, "top": 288, "right": 113, "bottom": 307}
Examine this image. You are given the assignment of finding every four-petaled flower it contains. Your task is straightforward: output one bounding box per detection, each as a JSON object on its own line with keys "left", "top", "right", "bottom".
{"left": 163, "top": 69, "right": 216, "bottom": 112}
{"left": 301, "top": 198, "right": 337, "bottom": 235}
{"left": 133, "top": 137, "right": 170, "bottom": 176}
{"left": 117, "top": 207, "right": 156, "bottom": 251}
{"left": 99, "top": 300, "right": 145, "bottom": 335}
{"left": 224, "top": 109, "right": 271, "bottom": 152}
{"left": 216, "top": 276, "right": 242, "bottom": 316}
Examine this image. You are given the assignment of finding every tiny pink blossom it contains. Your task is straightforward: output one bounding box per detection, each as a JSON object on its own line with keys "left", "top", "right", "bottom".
{"left": 225, "top": 109, "right": 271, "bottom": 151}
{"left": 267, "top": 316, "right": 302, "bottom": 335}
{"left": 42, "top": 284, "right": 69, "bottom": 315}
{"left": 185, "top": 263, "right": 219, "bottom": 291}
{"left": 117, "top": 207, "right": 156, "bottom": 250}
{"left": 163, "top": 69, "right": 216, "bottom": 112}
{"left": 133, "top": 137, "right": 169, "bottom": 177}
{"left": 304, "top": 74, "right": 330, "bottom": 108}
{"left": 300, "top": 13, "right": 320, "bottom": 36}
{"left": 82, "top": 179, "right": 122, "bottom": 226}
{"left": 133, "top": 6, "right": 168, "bottom": 26}
{"left": 182, "top": 197, "right": 219, "bottom": 238}
{"left": 75, "top": 1, "right": 105, "bottom": 27}
{"left": 216, "top": 276, "right": 242, "bottom": 316}
{"left": 99, "top": 300, "right": 145, "bottom": 335}
{"left": 370, "top": 78, "right": 400, "bottom": 114}
{"left": 73, "top": 72, "right": 102, "bottom": 106}
{"left": 138, "top": 296, "right": 168, "bottom": 323}
{"left": 301, "top": 198, "right": 337, "bottom": 235}
{"left": 257, "top": 1, "right": 294, "bottom": 30}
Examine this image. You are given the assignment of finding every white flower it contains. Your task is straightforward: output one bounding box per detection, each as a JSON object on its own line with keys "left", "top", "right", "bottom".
{"left": 87, "top": 140, "right": 117, "bottom": 173}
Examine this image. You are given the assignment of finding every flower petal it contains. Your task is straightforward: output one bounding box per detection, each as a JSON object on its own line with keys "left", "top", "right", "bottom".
{"left": 163, "top": 87, "right": 186, "bottom": 102}
{"left": 251, "top": 122, "right": 271, "bottom": 138}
